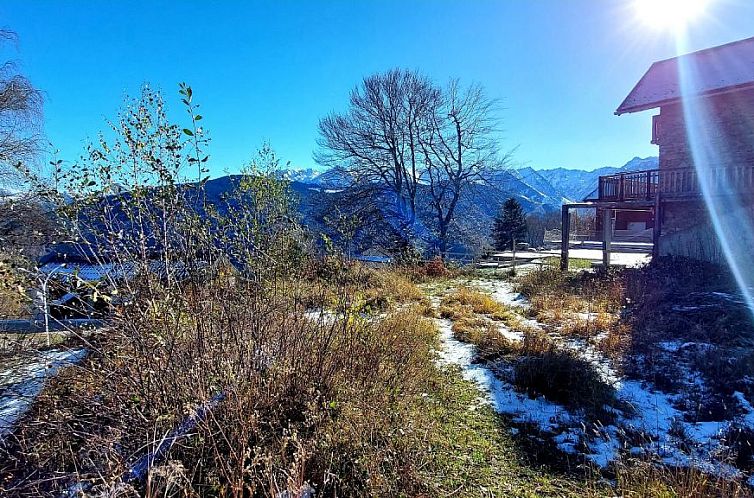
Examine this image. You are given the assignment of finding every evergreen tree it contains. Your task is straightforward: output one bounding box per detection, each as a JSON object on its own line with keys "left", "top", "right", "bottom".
{"left": 492, "top": 198, "right": 528, "bottom": 250}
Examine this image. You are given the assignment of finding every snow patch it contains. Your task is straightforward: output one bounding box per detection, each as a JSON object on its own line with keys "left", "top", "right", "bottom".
{"left": 0, "top": 349, "right": 87, "bottom": 439}
{"left": 432, "top": 277, "right": 754, "bottom": 476}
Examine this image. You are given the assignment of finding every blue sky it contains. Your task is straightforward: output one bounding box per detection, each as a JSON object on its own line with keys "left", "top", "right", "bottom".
{"left": 2, "top": 0, "right": 753, "bottom": 176}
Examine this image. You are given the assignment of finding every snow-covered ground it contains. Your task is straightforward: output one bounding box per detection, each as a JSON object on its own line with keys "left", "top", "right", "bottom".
{"left": 431, "top": 278, "right": 752, "bottom": 477}
{"left": 0, "top": 348, "right": 86, "bottom": 439}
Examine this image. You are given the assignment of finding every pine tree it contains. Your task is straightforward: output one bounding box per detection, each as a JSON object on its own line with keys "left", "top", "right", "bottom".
{"left": 492, "top": 198, "right": 528, "bottom": 251}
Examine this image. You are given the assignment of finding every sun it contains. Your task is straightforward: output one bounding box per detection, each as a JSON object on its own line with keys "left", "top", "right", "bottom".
{"left": 634, "top": 0, "right": 711, "bottom": 31}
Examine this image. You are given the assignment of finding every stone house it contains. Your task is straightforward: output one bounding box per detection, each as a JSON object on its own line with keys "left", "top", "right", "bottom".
{"left": 562, "top": 36, "right": 754, "bottom": 267}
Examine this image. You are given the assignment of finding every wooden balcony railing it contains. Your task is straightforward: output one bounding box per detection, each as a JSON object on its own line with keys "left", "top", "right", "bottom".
{"left": 597, "top": 165, "right": 754, "bottom": 202}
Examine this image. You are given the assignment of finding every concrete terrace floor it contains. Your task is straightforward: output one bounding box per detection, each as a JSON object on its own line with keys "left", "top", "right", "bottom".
{"left": 484, "top": 248, "right": 652, "bottom": 268}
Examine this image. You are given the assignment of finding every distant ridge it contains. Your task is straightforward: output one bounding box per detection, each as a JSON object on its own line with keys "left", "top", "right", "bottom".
{"left": 278, "top": 156, "right": 659, "bottom": 207}
{"left": 533, "top": 156, "right": 658, "bottom": 202}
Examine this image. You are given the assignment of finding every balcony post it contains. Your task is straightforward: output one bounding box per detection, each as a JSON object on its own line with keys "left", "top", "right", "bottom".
{"left": 619, "top": 175, "right": 625, "bottom": 201}
{"left": 646, "top": 170, "right": 652, "bottom": 200}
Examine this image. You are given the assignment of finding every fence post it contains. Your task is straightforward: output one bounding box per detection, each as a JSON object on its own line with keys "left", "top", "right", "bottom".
{"left": 653, "top": 193, "right": 662, "bottom": 259}
{"left": 603, "top": 208, "right": 613, "bottom": 268}
{"left": 561, "top": 205, "right": 570, "bottom": 271}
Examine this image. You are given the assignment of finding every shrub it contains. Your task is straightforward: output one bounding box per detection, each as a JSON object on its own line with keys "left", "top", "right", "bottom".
{"left": 1, "top": 276, "right": 439, "bottom": 496}
{"left": 423, "top": 256, "right": 449, "bottom": 277}
{"left": 0, "top": 87, "right": 441, "bottom": 497}
{"left": 512, "top": 333, "right": 617, "bottom": 419}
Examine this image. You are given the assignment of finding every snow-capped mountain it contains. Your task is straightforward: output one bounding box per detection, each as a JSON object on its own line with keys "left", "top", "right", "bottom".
{"left": 535, "top": 156, "right": 659, "bottom": 202}
{"left": 275, "top": 167, "right": 324, "bottom": 184}
{"left": 278, "top": 156, "right": 658, "bottom": 212}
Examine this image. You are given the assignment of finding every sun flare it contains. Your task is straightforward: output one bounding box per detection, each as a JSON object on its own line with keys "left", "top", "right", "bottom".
{"left": 634, "top": 0, "right": 711, "bottom": 31}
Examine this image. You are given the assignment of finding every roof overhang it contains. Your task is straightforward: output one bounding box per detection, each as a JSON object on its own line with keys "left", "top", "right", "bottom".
{"left": 615, "top": 36, "right": 754, "bottom": 116}
{"left": 616, "top": 81, "right": 754, "bottom": 115}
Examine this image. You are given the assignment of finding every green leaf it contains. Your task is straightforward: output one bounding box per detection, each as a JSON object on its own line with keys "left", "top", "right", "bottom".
{"left": 194, "top": 115, "right": 202, "bottom": 121}
{"left": 183, "top": 128, "right": 194, "bottom": 136}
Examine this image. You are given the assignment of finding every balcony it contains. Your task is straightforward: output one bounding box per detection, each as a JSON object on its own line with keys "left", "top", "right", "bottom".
{"left": 597, "top": 165, "right": 754, "bottom": 202}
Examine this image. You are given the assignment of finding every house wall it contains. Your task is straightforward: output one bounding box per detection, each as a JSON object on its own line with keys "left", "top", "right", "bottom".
{"left": 653, "top": 88, "right": 754, "bottom": 262}
{"left": 657, "top": 199, "right": 754, "bottom": 263}
{"left": 595, "top": 209, "right": 654, "bottom": 232}
{"left": 657, "top": 200, "right": 721, "bottom": 262}
{"left": 656, "top": 87, "right": 754, "bottom": 170}
{"left": 615, "top": 210, "right": 654, "bottom": 231}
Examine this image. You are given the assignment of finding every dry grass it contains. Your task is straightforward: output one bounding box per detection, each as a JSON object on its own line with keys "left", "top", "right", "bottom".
{"left": 559, "top": 312, "right": 619, "bottom": 338}
{"left": 437, "top": 283, "right": 620, "bottom": 415}
{"left": 295, "top": 259, "right": 433, "bottom": 316}
{"left": 427, "top": 266, "right": 754, "bottom": 495}
{"left": 517, "top": 267, "right": 628, "bottom": 359}
{"left": 0, "top": 265, "right": 441, "bottom": 497}
{"left": 368, "top": 269, "right": 433, "bottom": 313}
{"left": 440, "top": 286, "right": 516, "bottom": 322}
{"left": 613, "top": 459, "right": 753, "bottom": 497}
{"left": 542, "top": 256, "right": 593, "bottom": 270}
{"left": 510, "top": 257, "right": 754, "bottom": 492}
{"left": 597, "top": 322, "right": 633, "bottom": 358}
{"left": 519, "top": 268, "right": 624, "bottom": 315}
{"left": 438, "top": 286, "right": 528, "bottom": 361}
{"left": 7, "top": 257, "right": 754, "bottom": 497}
{"left": 451, "top": 316, "right": 515, "bottom": 360}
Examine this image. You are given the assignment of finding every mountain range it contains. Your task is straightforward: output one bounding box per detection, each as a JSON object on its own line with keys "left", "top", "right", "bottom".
{"left": 39, "top": 156, "right": 660, "bottom": 263}
{"left": 526, "top": 156, "right": 659, "bottom": 203}
{"left": 277, "top": 156, "right": 659, "bottom": 214}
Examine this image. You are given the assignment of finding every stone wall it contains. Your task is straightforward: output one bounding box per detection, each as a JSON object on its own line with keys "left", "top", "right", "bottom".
{"left": 658, "top": 199, "right": 754, "bottom": 263}
{"left": 656, "top": 88, "right": 754, "bottom": 170}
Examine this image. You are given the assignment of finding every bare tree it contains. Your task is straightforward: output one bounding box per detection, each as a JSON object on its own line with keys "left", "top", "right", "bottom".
{"left": 0, "top": 29, "right": 43, "bottom": 193}
{"left": 316, "top": 69, "right": 438, "bottom": 243}
{"left": 420, "top": 80, "right": 508, "bottom": 258}
{"left": 318, "top": 71, "right": 509, "bottom": 259}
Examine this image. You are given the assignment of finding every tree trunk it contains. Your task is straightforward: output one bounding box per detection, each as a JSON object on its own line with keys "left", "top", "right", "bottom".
{"left": 438, "top": 219, "right": 448, "bottom": 260}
